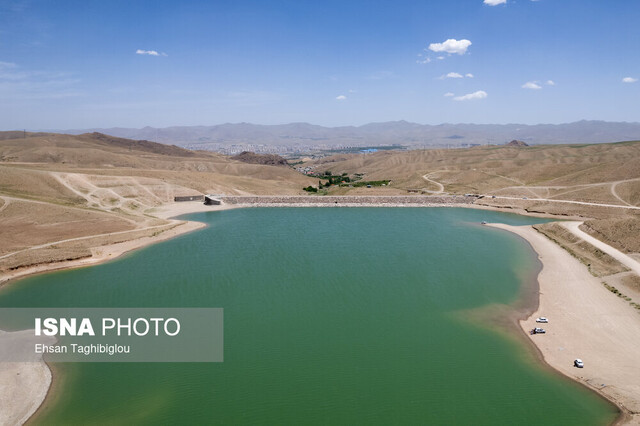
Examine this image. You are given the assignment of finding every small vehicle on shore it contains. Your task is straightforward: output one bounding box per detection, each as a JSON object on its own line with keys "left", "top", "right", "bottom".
{"left": 536, "top": 317, "right": 548, "bottom": 323}
{"left": 481, "top": 221, "right": 487, "bottom": 225}
{"left": 574, "top": 359, "right": 584, "bottom": 368}
{"left": 531, "top": 328, "right": 546, "bottom": 334}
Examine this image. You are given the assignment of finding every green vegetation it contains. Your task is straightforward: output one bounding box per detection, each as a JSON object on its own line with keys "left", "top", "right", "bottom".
{"left": 305, "top": 171, "right": 352, "bottom": 188}
{"left": 349, "top": 180, "right": 391, "bottom": 188}
{"left": 304, "top": 170, "right": 389, "bottom": 190}
{"left": 303, "top": 186, "right": 318, "bottom": 193}
{"left": 324, "top": 175, "right": 350, "bottom": 186}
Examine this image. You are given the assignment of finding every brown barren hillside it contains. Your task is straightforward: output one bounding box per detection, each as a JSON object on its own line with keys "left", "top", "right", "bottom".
{"left": 232, "top": 151, "right": 288, "bottom": 166}
{"left": 308, "top": 141, "right": 640, "bottom": 204}
{"left": 0, "top": 132, "right": 315, "bottom": 279}
{"left": 0, "top": 132, "right": 315, "bottom": 196}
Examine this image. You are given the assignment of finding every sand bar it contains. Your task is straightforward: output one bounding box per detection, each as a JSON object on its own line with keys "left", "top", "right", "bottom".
{"left": 489, "top": 223, "right": 640, "bottom": 425}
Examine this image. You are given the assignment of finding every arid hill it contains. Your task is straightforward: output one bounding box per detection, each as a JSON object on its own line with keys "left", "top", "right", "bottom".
{"left": 308, "top": 140, "right": 640, "bottom": 205}
{"left": 0, "top": 131, "right": 314, "bottom": 196}
{"left": 232, "top": 151, "right": 288, "bottom": 166}
{"left": 84, "top": 132, "right": 199, "bottom": 157}
{"left": 506, "top": 140, "right": 529, "bottom": 147}
{"left": 0, "top": 132, "right": 315, "bottom": 275}
{"left": 0, "top": 131, "right": 53, "bottom": 141}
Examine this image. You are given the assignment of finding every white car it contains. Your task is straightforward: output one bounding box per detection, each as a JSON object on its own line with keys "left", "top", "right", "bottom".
{"left": 536, "top": 317, "right": 548, "bottom": 323}
{"left": 574, "top": 359, "right": 584, "bottom": 368}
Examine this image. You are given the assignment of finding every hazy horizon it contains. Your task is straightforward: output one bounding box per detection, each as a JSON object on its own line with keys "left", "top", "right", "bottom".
{"left": 11, "top": 118, "right": 623, "bottom": 133}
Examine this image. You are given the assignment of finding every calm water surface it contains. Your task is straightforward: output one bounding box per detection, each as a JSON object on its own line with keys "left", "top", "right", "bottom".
{"left": 0, "top": 208, "right": 617, "bottom": 425}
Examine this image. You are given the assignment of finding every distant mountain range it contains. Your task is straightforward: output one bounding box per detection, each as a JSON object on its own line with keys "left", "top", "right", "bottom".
{"left": 58, "top": 120, "right": 640, "bottom": 154}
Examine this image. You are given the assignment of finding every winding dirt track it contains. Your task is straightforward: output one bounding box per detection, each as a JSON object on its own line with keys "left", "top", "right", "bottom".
{"left": 421, "top": 171, "right": 639, "bottom": 209}
{"left": 0, "top": 196, "right": 10, "bottom": 213}
{"left": 486, "top": 178, "right": 640, "bottom": 208}
{"left": 421, "top": 171, "right": 445, "bottom": 193}
{"left": 610, "top": 181, "right": 635, "bottom": 207}
{"left": 561, "top": 221, "right": 640, "bottom": 275}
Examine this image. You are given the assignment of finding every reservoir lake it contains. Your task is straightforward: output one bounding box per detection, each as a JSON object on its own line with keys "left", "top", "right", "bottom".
{"left": 0, "top": 208, "right": 618, "bottom": 425}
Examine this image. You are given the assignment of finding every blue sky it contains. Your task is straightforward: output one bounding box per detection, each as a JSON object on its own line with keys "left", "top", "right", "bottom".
{"left": 1, "top": 0, "right": 639, "bottom": 129}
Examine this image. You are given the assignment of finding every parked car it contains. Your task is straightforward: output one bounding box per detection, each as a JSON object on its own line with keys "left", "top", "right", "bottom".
{"left": 532, "top": 328, "right": 546, "bottom": 334}
{"left": 574, "top": 359, "right": 584, "bottom": 368}
{"left": 536, "top": 317, "right": 548, "bottom": 323}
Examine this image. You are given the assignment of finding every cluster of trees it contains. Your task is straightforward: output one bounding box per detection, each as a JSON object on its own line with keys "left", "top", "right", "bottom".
{"left": 350, "top": 180, "right": 390, "bottom": 187}
{"left": 320, "top": 174, "right": 350, "bottom": 187}
{"left": 303, "top": 171, "right": 391, "bottom": 192}
{"left": 304, "top": 171, "right": 351, "bottom": 192}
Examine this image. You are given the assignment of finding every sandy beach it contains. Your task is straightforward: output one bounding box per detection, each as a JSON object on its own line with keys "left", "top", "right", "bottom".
{"left": 0, "top": 331, "right": 56, "bottom": 426}
{"left": 489, "top": 223, "right": 640, "bottom": 425}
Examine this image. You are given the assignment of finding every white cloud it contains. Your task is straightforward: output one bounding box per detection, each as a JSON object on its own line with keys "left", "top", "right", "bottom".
{"left": 622, "top": 77, "right": 638, "bottom": 83}
{"left": 453, "top": 90, "right": 487, "bottom": 101}
{"left": 522, "top": 81, "right": 542, "bottom": 89}
{"left": 437, "top": 56, "right": 445, "bottom": 60}
{"left": 336, "top": 95, "right": 347, "bottom": 100}
{"left": 444, "top": 92, "right": 455, "bottom": 97}
{"left": 439, "top": 72, "right": 474, "bottom": 79}
{"left": 545, "top": 80, "right": 555, "bottom": 86}
{"left": 0, "top": 61, "right": 17, "bottom": 69}
{"left": 428, "top": 39, "right": 472, "bottom": 55}
{"left": 416, "top": 57, "right": 431, "bottom": 64}
{"left": 136, "top": 49, "right": 167, "bottom": 57}
{"left": 348, "top": 89, "right": 356, "bottom": 93}
{"left": 484, "top": 0, "right": 507, "bottom": 5}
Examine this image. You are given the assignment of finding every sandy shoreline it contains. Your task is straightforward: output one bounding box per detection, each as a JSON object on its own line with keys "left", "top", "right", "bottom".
{"left": 0, "top": 331, "right": 56, "bottom": 426}
{"left": 488, "top": 223, "right": 640, "bottom": 425}
{"left": 0, "top": 219, "right": 207, "bottom": 286}
{"left": 2, "top": 201, "right": 637, "bottom": 425}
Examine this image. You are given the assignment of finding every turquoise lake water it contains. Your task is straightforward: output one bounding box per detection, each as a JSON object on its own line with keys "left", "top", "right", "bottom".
{"left": 0, "top": 208, "right": 617, "bottom": 425}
